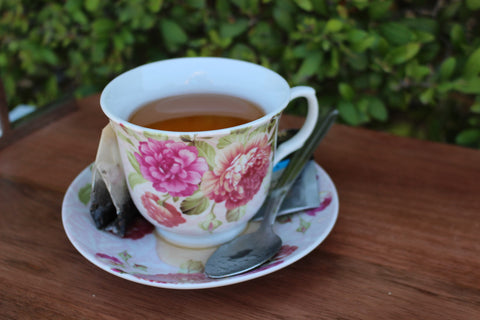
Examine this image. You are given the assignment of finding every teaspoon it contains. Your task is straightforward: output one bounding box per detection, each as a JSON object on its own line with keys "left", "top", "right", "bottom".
{"left": 205, "top": 109, "right": 338, "bottom": 278}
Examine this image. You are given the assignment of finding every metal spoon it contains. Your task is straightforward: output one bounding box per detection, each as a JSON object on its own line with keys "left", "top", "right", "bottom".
{"left": 205, "top": 109, "right": 338, "bottom": 278}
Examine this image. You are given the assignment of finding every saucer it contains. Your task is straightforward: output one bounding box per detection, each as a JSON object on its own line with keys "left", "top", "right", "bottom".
{"left": 62, "top": 162, "right": 339, "bottom": 289}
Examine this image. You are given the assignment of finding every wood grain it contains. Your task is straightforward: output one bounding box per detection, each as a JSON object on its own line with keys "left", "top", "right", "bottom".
{"left": 1, "top": 94, "right": 479, "bottom": 319}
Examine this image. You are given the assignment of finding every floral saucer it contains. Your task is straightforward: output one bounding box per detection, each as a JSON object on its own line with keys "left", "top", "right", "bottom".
{"left": 62, "top": 163, "right": 339, "bottom": 289}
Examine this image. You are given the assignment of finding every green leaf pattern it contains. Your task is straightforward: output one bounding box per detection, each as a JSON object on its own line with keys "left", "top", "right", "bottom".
{"left": 226, "top": 206, "right": 247, "bottom": 222}
{"left": 192, "top": 140, "right": 216, "bottom": 170}
{"left": 199, "top": 212, "right": 222, "bottom": 233}
{"left": 128, "top": 172, "right": 148, "bottom": 189}
{"left": 180, "top": 190, "right": 210, "bottom": 215}
{"left": 78, "top": 183, "right": 92, "bottom": 205}
{"left": 296, "top": 217, "right": 311, "bottom": 233}
{"left": 110, "top": 119, "right": 276, "bottom": 232}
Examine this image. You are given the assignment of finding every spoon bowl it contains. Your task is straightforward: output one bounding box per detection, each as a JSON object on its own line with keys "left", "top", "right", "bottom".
{"left": 204, "top": 223, "right": 282, "bottom": 278}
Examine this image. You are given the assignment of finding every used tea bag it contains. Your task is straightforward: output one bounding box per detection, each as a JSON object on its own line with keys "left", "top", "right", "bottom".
{"left": 89, "top": 124, "right": 139, "bottom": 237}
{"left": 88, "top": 127, "right": 319, "bottom": 236}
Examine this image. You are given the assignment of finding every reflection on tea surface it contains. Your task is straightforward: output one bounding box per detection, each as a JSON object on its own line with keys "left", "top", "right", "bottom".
{"left": 128, "top": 93, "right": 265, "bottom": 132}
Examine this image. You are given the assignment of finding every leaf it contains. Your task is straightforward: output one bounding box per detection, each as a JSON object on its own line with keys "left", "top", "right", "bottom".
{"left": 452, "top": 78, "right": 480, "bottom": 94}
{"left": 180, "top": 191, "right": 210, "bottom": 215}
{"left": 92, "top": 19, "right": 115, "bottom": 38}
{"left": 338, "top": 83, "right": 355, "bottom": 101}
{"left": 325, "top": 47, "right": 340, "bottom": 77}
{"left": 230, "top": 43, "right": 257, "bottom": 61}
{"left": 402, "top": 18, "right": 438, "bottom": 34}
{"left": 248, "top": 21, "right": 278, "bottom": 53}
{"left": 347, "top": 29, "right": 369, "bottom": 43}
{"left": 405, "top": 60, "right": 431, "bottom": 82}
{"left": 463, "top": 47, "right": 480, "bottom": 79}
{"left": 273, "top": 5, "right": 294, "bottom": 31}
{"left": 160, "top": 19, "right": 188, "bottom": 50}
{"left": 466, "top": 0, "right": 480, "bottom": 10}
{"left": 352, "top": 0, "right": 369, "bottom": 10}
{"left": 351, "top": 35, "right": 377, "bottom": 53}
{"left": 220, "top": 19, "right": 249, "bottom": 39}
{"left": 78, "top": 183, "right": 92, "bottom": 205}
{"left": 85, "top": 0, "right": 100, "bottom": 11}
{"left": 186, "top": 0, "right": 206, "bottom": 9}
{"left": 368, "top": 0, "right": 393, "bottom": 19}
{"left": 247, "top": 126, "right": 268, "bottom": 142}
{"left": 231, "top": 0, "right": 260, "bottom": 14}
{"left": 471, "top": 101, "right": 480, "bottom": 113}
{"left": 419, "top": 88, "right": 435, "bottom": 105}
{"left": 127, "top": 152, "right": 141, "bottom": 174}
{"left": 117, "top": 131, "right": 134, "bottom": 147}
{"left": 179, "top": 260, "right": 204, "bottom": 273}
{"left": 386, "top": 43, "right": 421, "bottom": 65}
{"left": 296, "top": 217, "right": 311, "bottom": 233}
{"left": 324, "top": 19, "right": 343, "bottom": 33}
{"left": 367, "top": 97, "right": 388, "bottom": 122}
{"left": 143, "top": 131, "right": 168, "bottom": 141}
{"left": 295, "top": 51, "right": 323, "bottom": 81}
{"left": 148, "top": 0, "right": 163, "bottom": 12}
{"left": 379, "top": 22, "right": 415, "bottom": 46}
{"left": 180, "top": 135, "right": 193, "bottom": 143}
{"left": 414, "top": 31, "right": 435, "bottom": 44}
{"left": 294, "top": 0, "right": 313, "bottom": 11}
{"left": 438, "top": 57, "right": 456, "bottom": 81}
{"left": 455, "top": 129, "right": 480, "bottom": 147}
{"left": 450, "top": 24, "right": 465, "bottom": 48}
{"left": 128, "top": 172, "right": 148, "bottom": 189}
{"left": 347, "top": 29, "right": 377, "bottom": 52}
{"left": 226, "top": 206, "right": 246, "bottom": 222}
{"left": 198, "top": 212, "right": 222, "bottom": 232}
{"left": 338, "top": 100, "right": 361, "bottom": 126}
{"left": 133, "top": 264, "right": 148, "bottom": 271}
{"left": 118, "top": 250, "right": 132, "bottom": 263}
{"left": 292, "top": 44, "right": 307, "bottom": 58}
{"left": 217, "top": 130, "right": 247, "bottom": 149}
{"left": 40, "top": 48, "right": 59, "bottom": 66}
{"left": 194, "top": 141, "right": 216, "bottom": 170}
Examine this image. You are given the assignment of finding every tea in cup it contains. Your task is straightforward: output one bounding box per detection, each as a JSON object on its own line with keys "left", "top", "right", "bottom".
{"left": 100, "top": 57, "right": 319, "bottom": 248}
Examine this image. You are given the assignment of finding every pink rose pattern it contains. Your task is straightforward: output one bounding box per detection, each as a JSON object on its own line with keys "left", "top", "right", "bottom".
{"left": 135, "top": 138, "right": 208, "bottom": 197}
{"left": 306, "top": 192, "right": 333, "bottom": 216}
{"left": 141, "top": 192, "right": 186, "bottom": 227}
{"left": 98, "top": 245, "right": 298, "bottom": 285}
{"left": 124, "top": 126, "right": 274, "bottom": 230}
{"left": 201, "top": 134, "right": 271, "bottom": 210}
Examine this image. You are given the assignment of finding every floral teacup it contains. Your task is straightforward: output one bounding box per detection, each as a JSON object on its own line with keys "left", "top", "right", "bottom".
{"left": 100, "top": 57, "right": 319, "bottom": 248}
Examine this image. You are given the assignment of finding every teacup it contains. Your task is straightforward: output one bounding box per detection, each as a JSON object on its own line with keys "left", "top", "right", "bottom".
{"left": 100, "top": 57, "right": 319, "bottom": 248}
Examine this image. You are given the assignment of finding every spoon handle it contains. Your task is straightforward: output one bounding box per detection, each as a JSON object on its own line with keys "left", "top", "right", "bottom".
{"left": 275, "top": 108, "right": 338, "bottom": 189}
{"left": 260, "top": 186, "right": 291, "bottom": 226}
{"left": 261, "top": 109, "right": 338, "bottom": 227}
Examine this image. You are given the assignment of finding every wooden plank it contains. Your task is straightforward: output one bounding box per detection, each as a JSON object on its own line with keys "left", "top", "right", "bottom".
{"left": 0, "top": 80, "right": 11, "bottom": 137}
{"left": 1, "top": 94, "right": 479, "bottom": 319}
{"left": 0, "top": 79, "right": 78, "bottom": 149}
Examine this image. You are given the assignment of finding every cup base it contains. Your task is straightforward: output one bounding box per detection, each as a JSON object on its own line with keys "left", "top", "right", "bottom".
{"left": 155, "top": 222, "right": 248, "bottom": 249}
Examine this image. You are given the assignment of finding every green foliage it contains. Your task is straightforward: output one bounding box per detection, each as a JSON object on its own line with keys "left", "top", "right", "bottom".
{"left": 1, "top": 0, "right": 480, "bottom": 148}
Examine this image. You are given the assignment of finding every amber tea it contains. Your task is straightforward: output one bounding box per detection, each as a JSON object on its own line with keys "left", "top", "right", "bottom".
{"left": 128, "top": 93, "right": 265, "bottom": 132}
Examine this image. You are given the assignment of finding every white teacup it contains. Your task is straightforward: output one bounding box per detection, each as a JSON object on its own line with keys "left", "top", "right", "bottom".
{"left": 100, "top": 57, "right": 319, "bottom": 248}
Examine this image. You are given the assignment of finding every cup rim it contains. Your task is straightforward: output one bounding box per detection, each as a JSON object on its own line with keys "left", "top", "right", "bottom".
{"left": 100, "top": 57, "right": 291, "bottom": 136}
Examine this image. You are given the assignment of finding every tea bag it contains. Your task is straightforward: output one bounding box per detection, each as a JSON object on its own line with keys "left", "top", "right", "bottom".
{"left": 89, "top": 124, "right": 139, "bottom": 237}
{"left": 251, "top": 160, "right": 320, "bottom": 221}
{"left": 252, "top": 129, "right": 321, "bottom": 221}
{"left": 88, "top": 127, "right": 319, "bottom": 236}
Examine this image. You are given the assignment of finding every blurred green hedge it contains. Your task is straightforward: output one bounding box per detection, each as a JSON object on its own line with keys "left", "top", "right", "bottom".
{"left": 1, "top": 0, "right": 480, "bottom": 148}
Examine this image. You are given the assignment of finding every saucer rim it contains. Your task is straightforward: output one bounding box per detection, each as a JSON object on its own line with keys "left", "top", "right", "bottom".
{"left": 62, "top": 163, "right": 339, "bottom": 289}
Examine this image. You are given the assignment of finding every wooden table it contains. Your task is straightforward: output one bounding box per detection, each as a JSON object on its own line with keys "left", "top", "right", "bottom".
{"left": 1, "top": 94, "right": 479, "bottom": 319}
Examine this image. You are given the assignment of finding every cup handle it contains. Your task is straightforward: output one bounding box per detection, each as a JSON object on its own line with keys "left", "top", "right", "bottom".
{"left": 273, "top": 86, "right": 319, "bottom": 166}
